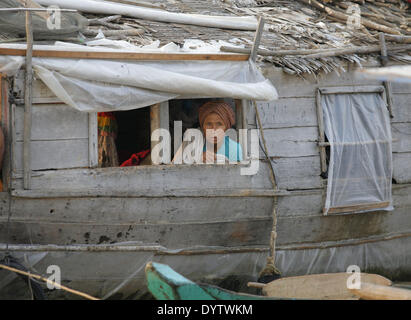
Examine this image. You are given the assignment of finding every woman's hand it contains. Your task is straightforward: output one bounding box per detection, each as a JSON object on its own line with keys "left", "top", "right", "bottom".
{"left": 202, "top": 150, "right": 216, "bottom": 164}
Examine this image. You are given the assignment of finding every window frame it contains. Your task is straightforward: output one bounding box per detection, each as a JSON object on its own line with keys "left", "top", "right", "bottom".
{"left": 93, "top": 98, "right": 249, "bottom": 167}
{"left": 315, "top": 85, "right": 392, "bottom": 215}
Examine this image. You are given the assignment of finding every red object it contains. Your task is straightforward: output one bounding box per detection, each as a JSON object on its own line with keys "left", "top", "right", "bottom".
{"left": 120, "top": 149, "right": 150, "bottom": 167}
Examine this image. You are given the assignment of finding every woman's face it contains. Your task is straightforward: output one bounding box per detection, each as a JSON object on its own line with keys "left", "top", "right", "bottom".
{"left": 202, "top": 113, "right": 227, "bottom": 145}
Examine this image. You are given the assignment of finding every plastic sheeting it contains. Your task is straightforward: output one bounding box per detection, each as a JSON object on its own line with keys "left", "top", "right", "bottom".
{"left": 322, "top": 93, "right": 393, "bottom": 214}
{"left": 361, "top": 65, "right": 411, "bottom": 84}
{"left": 2, "top": 235, "right": 411, "bottom": 299}
{"left": 35, "top": 0, "right": 258, "bottom": 31}
{"left": 0, "top": 0, "right": 88, "bottom": 40}
{"left": 0, "top": 45, "right": 278, "bottom": 112}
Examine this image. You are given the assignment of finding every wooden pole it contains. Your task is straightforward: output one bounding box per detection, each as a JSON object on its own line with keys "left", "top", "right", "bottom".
{"left": 253, "top": 101, "right": 280, "bottom": 278}
{"left": 0, "top": 263, "right": 100, "bottom": 300}
{"left": 150, "top": 102, "right": 169, "bottom": 165}
{"left": 250, "top": 17, "right": 265, "bottom": 62}
{"left": 0, "top": 47, "right": 249, "bottom": 61}
{"left": 316, "top": 89, "right": 328, "bottom": 175}
{"left": 23, "top": 9, "right": 33, "bottom": 190}
{"left": 220, "top": 44, "right": 411, "bottom": 59}
{"left": 379, "top": 33, "right": 394, "bottom": 118}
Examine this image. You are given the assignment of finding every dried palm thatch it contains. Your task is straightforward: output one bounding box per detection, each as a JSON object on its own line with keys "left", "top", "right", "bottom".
{"left": 83, "top": 0, "right": 410, "bottom": 74}
{"left": 1, "top": 0, "right": 410, "bottom": 75}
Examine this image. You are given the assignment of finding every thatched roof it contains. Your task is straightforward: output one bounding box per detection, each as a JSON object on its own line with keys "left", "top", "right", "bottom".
{"left": 1, "top": 0, "right": 410, "bottom": 75}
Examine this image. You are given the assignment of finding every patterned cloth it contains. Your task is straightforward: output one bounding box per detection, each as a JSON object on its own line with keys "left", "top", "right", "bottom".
{"left": 98, "top": 112, "right": 119, "bottom": 167}
{"left": 198, "top": 101, "right": 235, "bottom": 130}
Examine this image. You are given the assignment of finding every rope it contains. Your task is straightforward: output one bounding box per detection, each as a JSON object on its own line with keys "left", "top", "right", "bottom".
{"left": 1, "top": 256, "right": 46, "bottom": 300}
{"left": 0, "top": 263, "right": 100, "bottom": 300}
{"left": 252, "top": 101, "right": 281, "bottom": 280}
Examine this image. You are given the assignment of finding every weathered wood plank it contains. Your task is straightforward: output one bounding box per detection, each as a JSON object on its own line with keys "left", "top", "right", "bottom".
{"left": 393, "top": 152, "right": 411, "bottom": 184}
{"left": 247, "top": 126, "right": 319, "bottom": 158}
{"left": 392, "top": 81, "right": 411, "bottom": 94}
{"left": 9, "top": 196, "right": 273, "bottom": 224}
{"left": 0, "top": 193, "right": 10, "bottom": 218}
{"left": 11, "top": 163, "right": 272, "bottom": 191}
{"left": 392, "top": 123, "right": 411, "bottom": 153}
{"left": 272, "top": 156, "right": 322, "bottom": 190}
{"left": 248, "top": 94, "right": 410, "bottom": 128}
{"left": 11, "top": 159, "right": 322, "bottom": 192}
{"left": 2, "top": 205, "right": 411, "bottom": 248}
{"left": 391, "top": 94, "right": 411, "bottom": 122}
{"left": 262, "top": 66, "right": 382, "bottom": 98}
{"left": 248, "top": 98, "right": 317, "bottom": 128}
{"left": 14, "top": 139, "right": 89, "bottom": 171}
{"left": 277, "top": 183, "right": 411, "bottom": 217}
{"left": 276, "top": 206, "right": 411, "bottom": 246}
{"left": 262, "top": 126, "right": 319, "bottom": 157}
{"left": 6, "top": 183, "right": 410, "bottom": 224}
{"left": 14, "top": 104, "right": 89, "bottom": 141}
{"left": 0, "top": 218, "right": 272, "bottom": 248}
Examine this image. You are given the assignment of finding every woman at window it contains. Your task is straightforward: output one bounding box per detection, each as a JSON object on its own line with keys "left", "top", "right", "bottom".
{"left": 173, "top": 101, "right": 243, "bottom": 164}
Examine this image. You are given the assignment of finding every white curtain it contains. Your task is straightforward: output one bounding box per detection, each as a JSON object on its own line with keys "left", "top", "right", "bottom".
{"left": 322, "top": 93, "right": 393, "bottom": 215}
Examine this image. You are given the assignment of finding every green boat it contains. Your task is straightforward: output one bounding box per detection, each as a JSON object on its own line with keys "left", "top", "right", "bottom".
{"left": 145, "top": 261, "right": 290, "bottom": 300}
{"left": 146, "top": 262, "right": 411, "bottom": 300}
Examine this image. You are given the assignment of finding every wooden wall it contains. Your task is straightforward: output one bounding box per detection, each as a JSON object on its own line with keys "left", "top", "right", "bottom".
{"left": 11, "top": 76, "right": 94, "bottom": 172}
{"left": 2, "top": 64, "right": 411, "bottom": 259}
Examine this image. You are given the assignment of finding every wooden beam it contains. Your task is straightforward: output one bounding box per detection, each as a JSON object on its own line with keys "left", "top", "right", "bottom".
{"left": 0, "top": 47, "right": 250, "bottom": 61}
{"left": 150, "top": 101, "right": 169, "bottom": 165}
{"left": 0, "top": 75, "right": 10, "bottom": 191}
{"left": 220, "top": 44, "right": 411, "bottom": 58}
{"left": 319, "top": 85, "right": 385, "bottom": 95}
{"left": 326, "top": 201, "right": 391, "bottom": 214}
{"left": 316, "top": 89, "right": 327, "bottom": 175}
{"left": 235, "top": 99, "right": 248, "bottom": 160}
{"left": 88, "top": 113, "right": 98, "bottom": 168}
{"left": 10, "top": 188, "right": 293, "bottom": 199}
{"left": 23, "top": 10, "right": 33, "bottom": 190}
{"left": 383, "top": 34, "right": 411, "bottom": 44}
{"left": 250, "top": 17, "right": 265, "bottom": 62}
{"left": 379, "top": 33, "right": 394, "bottom": 118}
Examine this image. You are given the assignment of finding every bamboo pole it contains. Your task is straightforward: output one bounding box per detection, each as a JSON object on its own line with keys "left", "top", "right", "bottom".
{"left": 220, "top": 44, "right": 411, "bottom": 58}
{"left": 0, "top": 263, "right": 100, "bottom": 300}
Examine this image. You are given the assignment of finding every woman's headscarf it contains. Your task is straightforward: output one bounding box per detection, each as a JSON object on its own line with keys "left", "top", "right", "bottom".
{"left": 198, "top": 101, "right": 235, "bottom": 130}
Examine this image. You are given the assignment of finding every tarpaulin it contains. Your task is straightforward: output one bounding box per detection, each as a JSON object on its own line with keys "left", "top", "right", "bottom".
{"left": 0, "top": 44, "right": 278, "bottom": 112}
